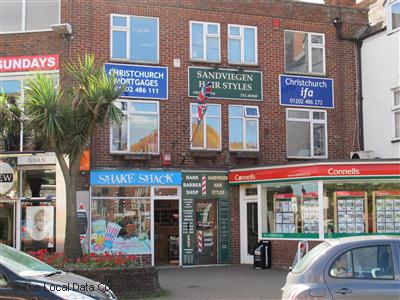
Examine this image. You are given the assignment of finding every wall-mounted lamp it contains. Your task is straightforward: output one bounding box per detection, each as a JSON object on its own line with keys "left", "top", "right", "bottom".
{"left": 51, "top": 23, "right": 73, "bottom": 39}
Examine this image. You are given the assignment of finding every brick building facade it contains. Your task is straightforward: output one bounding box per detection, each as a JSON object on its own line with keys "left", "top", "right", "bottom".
{"left": 1, "top": 0, "right": 380, "bottom": 269}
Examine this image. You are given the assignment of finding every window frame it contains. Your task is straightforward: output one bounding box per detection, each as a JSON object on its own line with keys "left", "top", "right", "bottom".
{"left": 392, "top": 88, "right": 400, "bottom": 142}
{"left": 110, "top": 14, "right": 160, "bottom": 64}
{"left": 189, "top": 21, "right": 221, "bottom": 63}
{"left": 190, "top": 103, "right": 222, "bottom": 150}
{"left": 109, "top": 99, "right": 160, "bottom": 155}
{"left": 0, "top": 0, "right": 61, "bottom": 35}
{"left": 228, "top": 24, "right": 258, "bottom": 65}
{"left": 286, "top": 108, "right": 328, "bottom": 159}
{"left": 329, "top": 244, "right": 395, "bottom": 280}
{"left": 388, "top": 0, "right": 400, "bottom": 34}
{"left": 284, "top": 30, "right": 326, "bottom": 75}
{"left": 229, "top": 105, "right": 260, "bottom": 151}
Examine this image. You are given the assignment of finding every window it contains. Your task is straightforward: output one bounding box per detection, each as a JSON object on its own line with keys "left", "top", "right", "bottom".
{"left": 285, "top": 30, "right": 325, "bottom": 74}
{"left": 389, "top": 1, "right": 400, "bottom": 32}
{"left": 286, "top": 108, "right": 327, "bottom": 158}
{"left": 393, "top": 90, "right": 400, "bottom": 140}
{"left": 228, "top": 25, "right": 257, "bottom": 65}
{"left": 190, "top": 21, "right": 220, "bottom": 62}
{"left": 111, "top": 100, "right": 159, "bottom": 154}
{"left": 229, "top": 105, "right": 259, "bottom": 151}
{"left": 190, "top": 103, "right": 221, "bottom": 150}
{"left": 0, "top": 0, "right": 60, "bottom": 33}
{"left": 330, "top": 245, "right": 394, "bottom": 280}
{"left": 111, "top": 15, "right": 159, "bottom": 63}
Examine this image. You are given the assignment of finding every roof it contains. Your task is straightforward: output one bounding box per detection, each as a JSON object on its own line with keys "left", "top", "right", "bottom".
{"left": 357, "top": 21, "right": 386, "bottom": 39}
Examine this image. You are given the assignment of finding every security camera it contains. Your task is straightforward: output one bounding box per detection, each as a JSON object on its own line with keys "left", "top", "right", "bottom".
{"left": 51, "top": 23, "right": 72, "bottom": 36}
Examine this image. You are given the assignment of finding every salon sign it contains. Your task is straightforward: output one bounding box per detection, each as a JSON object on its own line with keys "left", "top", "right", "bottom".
{"left": 0, "top": 162, "right": 14, "bottom": 195}
{"left": 90, "top": 170, "right": 181, "bottom": 186}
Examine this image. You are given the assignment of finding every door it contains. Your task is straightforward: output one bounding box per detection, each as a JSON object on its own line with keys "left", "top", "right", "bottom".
{"left": 0, "top": 202, "right": 15, "bottom": 247}
{"left": 194, "top": 199, "right": 217, "bottom": 265}
{"left": 324, "top": 243, "right": 400, "bottom": 300}
{"left": 240, "top": 200, "right": 259, "bottom": 264}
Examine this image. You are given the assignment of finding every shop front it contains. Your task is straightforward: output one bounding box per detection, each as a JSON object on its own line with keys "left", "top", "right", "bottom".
{"left": 181, "top": 171, "right": 230, "bottom": 266}
{"left": 229, "top": 160, "right": 400, "bottom": 267}
{"left": 89, "top": 170, "right": 181, "bottom": 266}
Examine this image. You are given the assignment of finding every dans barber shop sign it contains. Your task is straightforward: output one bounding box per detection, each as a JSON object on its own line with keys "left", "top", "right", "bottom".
{"left": 188, "top": 67, "right": 262, "bottom": 101}
{"left": 0, "top": 162, "right": 14, "bottom": 195}
{"left": 280, "top": 74, "right": 334, "bottom": 109}
{"left": 105, "top": 63, "right": 168, "bottom": 100}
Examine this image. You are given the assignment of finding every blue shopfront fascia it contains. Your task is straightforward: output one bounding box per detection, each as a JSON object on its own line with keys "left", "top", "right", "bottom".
{"left": 90, "top": 170, "right": 182, "bottom": 186}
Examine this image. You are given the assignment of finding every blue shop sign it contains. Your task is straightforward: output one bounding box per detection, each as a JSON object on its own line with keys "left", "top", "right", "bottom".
{"left": 105, "top": 63, "right": 168, "bottom": 100}
{"left": 90, "top": 170, "right": 181, "bottom": 186}
{"left": 279, "top": 75, "right": 334, "bottom": 109}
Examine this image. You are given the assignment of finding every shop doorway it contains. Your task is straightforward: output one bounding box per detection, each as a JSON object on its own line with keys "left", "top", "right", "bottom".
{"left": 241, "top": 200, "right": 259, "bottom": 264}
{"left": 154, "top": 200, "right": 179, "bottom": 266}
{"left": 195, "top": 199, "right": 218, "bottom": 265}
{"left": 0, "top": 202, "right": 15, "bottom": 247}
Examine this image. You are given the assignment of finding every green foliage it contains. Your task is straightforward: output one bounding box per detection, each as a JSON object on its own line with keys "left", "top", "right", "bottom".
{"left": 0, "top": 89, "right": 22, "bottom": 150}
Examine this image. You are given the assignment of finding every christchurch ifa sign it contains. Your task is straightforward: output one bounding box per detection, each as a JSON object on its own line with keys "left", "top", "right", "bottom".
{"left": 0, "top": 162, "right": 14, "bottom": 195}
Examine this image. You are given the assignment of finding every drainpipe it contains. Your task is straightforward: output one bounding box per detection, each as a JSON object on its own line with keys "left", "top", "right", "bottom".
{"left": 333, "top": 17, "right": 364, "bottom": 150}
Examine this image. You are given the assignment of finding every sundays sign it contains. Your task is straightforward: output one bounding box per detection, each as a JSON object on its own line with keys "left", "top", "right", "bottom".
{"left": 91, "top": 170, "right": 181, "bottom": 186}
{"left": 0, "top": 55, "right": 59, "bottom": 72}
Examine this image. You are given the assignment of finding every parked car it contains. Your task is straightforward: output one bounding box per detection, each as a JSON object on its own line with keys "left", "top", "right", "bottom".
{"left": 281, "top": 236, "right": 400, "bottom": 300}
{"left": 0, "top": 243, "right": 117, "bottom": 299}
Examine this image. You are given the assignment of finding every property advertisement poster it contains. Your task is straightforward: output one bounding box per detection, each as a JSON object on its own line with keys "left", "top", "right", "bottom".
{"left": 22, "top": 206, "right": 55, "bottom": 249}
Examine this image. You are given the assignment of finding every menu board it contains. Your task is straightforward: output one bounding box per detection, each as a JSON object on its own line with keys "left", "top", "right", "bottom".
{"left": 302, "top": 193, "right": 319, "bottom": 234}
{"left": 334, "top": 191, "right": 368, "bottom": 234}
{"left": 274, "top": 194, "right": 297, "bottom": 234}
{"left": 373, "top": 191, "right": 400, "bottom": 233}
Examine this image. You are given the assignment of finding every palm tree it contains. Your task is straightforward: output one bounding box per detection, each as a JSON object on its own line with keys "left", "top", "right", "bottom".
{"left": 1, "top": 53, "right": 125, "bottom": 259}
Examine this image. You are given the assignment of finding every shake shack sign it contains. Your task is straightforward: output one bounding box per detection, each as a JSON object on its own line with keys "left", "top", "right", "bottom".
{"left": 0, "top": 162, "right": 14, "bottom": 195}
{"left": 188, "top": 67, "right": 262, "bottom": 101}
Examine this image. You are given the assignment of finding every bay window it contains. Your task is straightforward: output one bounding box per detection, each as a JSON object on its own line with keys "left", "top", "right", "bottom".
{"left": 229, "top": 105, "right": 259, "bottom": 151}
{"left": 111, "top": 100, "right": 159, "bottom": 154}
{"left": 286, "top": 108, "right": 327, "bottom": 158}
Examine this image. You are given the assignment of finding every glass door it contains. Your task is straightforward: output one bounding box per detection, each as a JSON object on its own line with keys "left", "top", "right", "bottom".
{"left": 240, "top": 199, "right": 259, "bottom": 264}
{"left": 195, "top": 199, "right": 217, "bottom": 265}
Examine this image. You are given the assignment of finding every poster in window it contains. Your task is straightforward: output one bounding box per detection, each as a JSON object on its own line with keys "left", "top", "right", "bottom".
{"left": 373, "top": 191, "right": 400, "bottom": 233}
{"left": 385, "top": 199, "right": 394, "bottom": 211}
{"left": 395, "top": 223, "right": 400, "bottom": 233}
{"left": 394, "top": 199, "right": 400, "bottom": 211}
{"left": 395, "top": 211, "right": 400, "bottom": 222}
{"left": 377, "top": 223, "right": 385, "bottom": 233}
{"left": 334, "top": 192, "right": 367, "bottom": 234}
{"left": 273, "top": 194, "right": 297, "bottom": 234}
{"left": 376, "top": 199, "right": 385, "bottom": 211}
{"left": 355, "top": 223, "right": 364, "bottom": 233}
{"left": 386, "top": 223, "right": 394, "bottom": 232}
{"left": 23, "top": 206, "right": 55, "bottom": 250}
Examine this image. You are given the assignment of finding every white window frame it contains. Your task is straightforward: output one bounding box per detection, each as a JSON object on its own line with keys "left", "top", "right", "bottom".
{"left": 110, "top": 100, "right": 160, "bottom": 155}
{"left": 284, "top": 30, "right": 326, "bottom": 75}
{"left": 388, "top": 0, "right": 400, "bottom": 34}
{"left": 392, "top": 88, "right": 400, "bottom": 142}
{"left": 189, "top": 21, "right": 221, "bottom": 63}
{"left": 228, "top": 24, "right": 258, "bottom": 65}
{"left": 190, "top": 103, "right": 221, "bottom": 150}
{"left": 229, "top": 105, "right": 259, "bottom": 151}
{"left": 286, "top": 108, "right": 328, "bottom": 159}
{"left": 0, "top": 0, "right": 61, "bottom": 34}
{"left": 110, "top": 14, "right": 159, "bottom": 64}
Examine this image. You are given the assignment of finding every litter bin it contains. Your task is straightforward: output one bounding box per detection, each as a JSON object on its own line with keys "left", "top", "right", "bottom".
{"left": 253, "top": 240, "right": 271, "bottom": 269}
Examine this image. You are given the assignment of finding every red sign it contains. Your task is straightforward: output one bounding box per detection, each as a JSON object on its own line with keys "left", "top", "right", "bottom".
{"left": 0, "top": 54, "right": 59, "bottom": 73}
{"left": 229, "top": 162, "right": 400, "bottom": 183}
{"left": 335, "top": 191, "right": 364, "bottom": 197}
{"left": 375, "top": 191, "right": 400, "bottom": 196}
{"left": 274, "top": 193, "right": 295, "bottom": 199}
{"left": 303, "top": 192, "right": 318, "bottom": 198}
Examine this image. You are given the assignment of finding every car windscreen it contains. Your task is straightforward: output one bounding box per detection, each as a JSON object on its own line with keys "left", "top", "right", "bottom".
{"left": 291, "top": 242, "right": 330, "bottom": 274}
{"left": 0, "top": 244, "right": 56, "bottom": 277}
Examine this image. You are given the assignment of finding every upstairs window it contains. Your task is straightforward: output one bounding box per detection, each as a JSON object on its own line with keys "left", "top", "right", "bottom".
{"left": 111, "top": 100, "right": 159, "bottom": 154}
{"left": 229, "top": 105, "right": 259, "bottom": 151}
{"left": 285, "top": 30, "right": 325, "bottom": 75}
{"left": 111, "top": 15, "right": 159, "bottom": 63}
{"left": 286, "top": 108, "right": 327, "bottom": 158}
{"left": 393, "top": 89, "right": 400, "bottom": 140}
{"left": 389, "top": 1, "right": 400, "bottom": 32}
{"left": 190, "top": 103, "right": 221, "bottom": 150}
{"left": 0, "top": 0, "right": 60, "bottom": 33}
{"left": 228, "top": 25, "right": 257, "bottom": 65}
{"left": 190, "top": 21, "right": 220, "bottom": 62}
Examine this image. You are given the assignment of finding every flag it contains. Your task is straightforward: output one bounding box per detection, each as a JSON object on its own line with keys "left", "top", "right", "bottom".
{"left": 197, "top": 104, "right": 207, "bottom": 123}
{"left": 197, "top": 82, "right": 212, "bottom": 103}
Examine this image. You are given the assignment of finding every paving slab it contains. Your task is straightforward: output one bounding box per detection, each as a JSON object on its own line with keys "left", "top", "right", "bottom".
{"left": 157, "top": 265, "right": 288, "bottom": 300}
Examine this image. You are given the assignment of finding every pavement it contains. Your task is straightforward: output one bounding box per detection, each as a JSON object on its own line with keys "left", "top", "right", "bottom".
{"left": 157, "top": 265, "right": 288, "bottom": 300}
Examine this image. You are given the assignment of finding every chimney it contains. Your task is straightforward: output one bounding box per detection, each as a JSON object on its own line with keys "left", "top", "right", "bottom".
{"left": 325, "top": 0, "right": 356, "bottom": 6}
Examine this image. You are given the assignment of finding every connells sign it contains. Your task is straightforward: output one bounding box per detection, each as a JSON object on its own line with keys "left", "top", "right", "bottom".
{"left": 188, "top": 67, "right": 262, "bottom": 101}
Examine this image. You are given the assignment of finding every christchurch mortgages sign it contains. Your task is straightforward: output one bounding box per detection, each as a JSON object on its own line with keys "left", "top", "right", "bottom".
{"left": 189, "top": 67, "right": 262, "bottom": 100}
{"left": 280, "top": 74, "right": 334, "bottom": 108}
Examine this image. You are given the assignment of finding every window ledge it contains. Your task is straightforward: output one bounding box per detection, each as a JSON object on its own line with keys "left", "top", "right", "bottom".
{"left": 190, "top": 150, "right": 221, "bottom": 158}
{"left": 231, "top": 151, "right": 259, "bottom": 158}
{"left": 110, "top": 152, "right": 159, "bottom": 160}
{"left": 391, "top": 138, "right": 400, "bottom": 144}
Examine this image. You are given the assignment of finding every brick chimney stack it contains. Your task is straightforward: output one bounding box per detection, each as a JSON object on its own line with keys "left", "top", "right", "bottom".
{"left": 325, "top": 0, "right": 356, "bottom": 6}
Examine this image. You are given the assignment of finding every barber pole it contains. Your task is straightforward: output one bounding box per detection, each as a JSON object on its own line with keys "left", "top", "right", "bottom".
{"left": 202, "top": 174, "right": 206, "bottom": 196}
{"left": 197, "top": 230, "right": 203, "bottom": 253}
